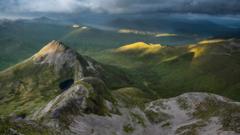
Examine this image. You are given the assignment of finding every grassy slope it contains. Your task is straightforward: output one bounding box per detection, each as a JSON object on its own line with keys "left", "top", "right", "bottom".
{"left": 93, "top": 39, "right": 240, "bottom": 101}
{"left": 0, "top": 58, "right": 75, "bottom": 116}
{"left": 0, "top": 48, "right": 135, "bottom": 117}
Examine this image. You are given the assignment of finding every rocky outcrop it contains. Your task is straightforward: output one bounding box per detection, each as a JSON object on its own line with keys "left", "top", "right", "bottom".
{"left": 31, "top": 89, "right": 240, "bottom": 135}
{"left": 144, "top": 92, "right": 240, "bottom": 135}
{"left": 32, "top": 40, "right": 102, "bottom": 79}
{"left": 32, "top": 77, "right": 117, "bottom": 130}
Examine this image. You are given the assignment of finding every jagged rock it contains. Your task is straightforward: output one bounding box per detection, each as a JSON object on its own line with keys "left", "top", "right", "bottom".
{"left": 32, "top": 84, "right": 90, "bottom": 120}
{"left": 31, "top": 92, "right": 240, "bottom": 135}
{"left": 143, "top": 92, "right": 240, "bottom": 135}
{"left": 32, "top": 40, "right": 102, "bottom": 79}
{"left": 32, "top": 77, "right": 116, "bottom": 129}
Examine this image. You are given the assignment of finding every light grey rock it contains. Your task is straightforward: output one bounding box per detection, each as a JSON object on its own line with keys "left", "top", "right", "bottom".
{"left": 33, "top": 90, "right": 240, "bottom": 135}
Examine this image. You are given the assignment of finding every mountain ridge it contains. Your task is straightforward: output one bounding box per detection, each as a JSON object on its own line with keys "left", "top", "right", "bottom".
{"left": 0, "top": 40, "right": 132, "bottom": 116}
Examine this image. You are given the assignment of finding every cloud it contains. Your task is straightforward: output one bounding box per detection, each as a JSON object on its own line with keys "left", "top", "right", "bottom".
{"left": 0, "top": 0, "right": 240, "bottom": 15}
{"left": 0, "top": 0, "right": 83, "bottom": 13}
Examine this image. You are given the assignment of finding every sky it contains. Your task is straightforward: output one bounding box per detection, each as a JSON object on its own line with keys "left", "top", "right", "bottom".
{"left": 0, "top": 0, "right": 240, "bottom": 15}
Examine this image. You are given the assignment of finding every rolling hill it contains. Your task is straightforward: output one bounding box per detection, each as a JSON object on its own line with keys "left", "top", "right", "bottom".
{"left": 92, "top": 38, "right": 240, "bottom": 101}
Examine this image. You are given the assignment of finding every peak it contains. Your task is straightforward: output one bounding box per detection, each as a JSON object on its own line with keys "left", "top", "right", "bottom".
{"left": 33, "top": 40, "right": 69, "bottom": 59}
{"left": 48, "top": 40, "right": 65, "bottom": 48}
{"left": 31, "top": 40, "right": 83, "bottom": 71}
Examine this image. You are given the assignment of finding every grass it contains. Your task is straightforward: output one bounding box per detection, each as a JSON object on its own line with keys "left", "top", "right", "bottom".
{"left": 94, "top": 39, "right": 240, "bottom": 101}
{"left": 0, "top": 58, "right": 75, "bottom": 116}
{"left": 123, "top": 124, "right": 134, "bottom": 133}
{"left": 130, "top": 112, "right": 146, "bottom": 127}
{"left": 112, "top": 87, "right": 151, "bottom": 108}
{"left": 144, "top": 109, "right": 170, "bottom": 124}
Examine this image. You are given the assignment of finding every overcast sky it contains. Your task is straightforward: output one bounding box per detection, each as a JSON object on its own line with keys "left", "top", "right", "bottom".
{"left": 0, "top": 0, "right": 240, "bottom": 15}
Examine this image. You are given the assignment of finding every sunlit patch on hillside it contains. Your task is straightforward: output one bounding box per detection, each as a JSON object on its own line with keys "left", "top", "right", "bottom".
{"left": 72, "top": 24, "right": 80, "bottom": 28}
{"left": 72, "top": 24, "right": 89, "bottom": 30}
{"left": 187, "top": 39, "right": 228, "bottom": 58}
{"left": 34, "top": 40, "right": 65, "bottom": 59}
{"left": 155, "top": 33, "right": 177, "bottom": 37}
{"left": 198, "top": 39, "right": 226, "bottom": 45}
{"left": 189, "top": 47, "right": 205, "bottom": 58}
{"left": 118, "top": 29, "right": 147, "bottom": 35}
{"left": 161, "top": 56, "right": 179, "bottom": 62}
{"left": 116, "top": 42, "right": 165, "bottom": 55}
{"left": 118, "top": 29, "right": 177, "bottom": 37}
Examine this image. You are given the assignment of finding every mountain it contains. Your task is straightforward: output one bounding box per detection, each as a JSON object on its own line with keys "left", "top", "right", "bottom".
{"left": 0, "top": 40, "right": 131, "bottom": 116}
{"left": 0, "top": 41, "right": 240, "bottom": 135}
{"left": 30, "top": 16, "right": 59, "bottom": 24}
{"left": 0, "top": 19, "right": 72, "bottom": 70}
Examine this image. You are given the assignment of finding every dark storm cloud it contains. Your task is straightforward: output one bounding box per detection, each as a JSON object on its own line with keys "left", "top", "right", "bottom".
{"left": 0, "top": 0, "right": 240, "bottom": 15}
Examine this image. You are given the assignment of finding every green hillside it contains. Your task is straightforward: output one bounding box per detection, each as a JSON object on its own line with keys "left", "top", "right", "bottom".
{"left": 1, "top": 21, "right": 240, "bottom": 101}
{"left": 0, "top": 41, "right": 133, "bottom": 116}
{"left": 92, "top": 39, "right": 240, "bottom": 101}
{"left": 0, "top": 40, "right": 240, "bottom": 135}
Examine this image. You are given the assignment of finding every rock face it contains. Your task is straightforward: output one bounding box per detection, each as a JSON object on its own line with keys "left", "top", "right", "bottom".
{"left": 33, "top": 77, "right": 115, "bottom": 121}
{"left": 144, "top": 93, "right": 240, "bottom": 135}
{"left": 33, "top": 89, "right": 240, "bottom": 135}
{"left": 33, "top": 84, "right": 90, "bottom": 120}
{"left": 33, "top": 40, "right": 101, "bottom": 79}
